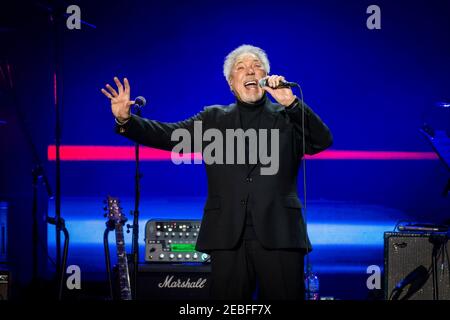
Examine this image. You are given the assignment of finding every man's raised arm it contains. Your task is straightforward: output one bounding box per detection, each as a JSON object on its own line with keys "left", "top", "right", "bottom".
{"left": 101, "top": 77, "right": 205, "bottom": 151}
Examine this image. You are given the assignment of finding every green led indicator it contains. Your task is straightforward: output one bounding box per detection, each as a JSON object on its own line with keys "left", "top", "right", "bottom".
{"left": 171, "top": 243, "right": 196, "bottom": 252}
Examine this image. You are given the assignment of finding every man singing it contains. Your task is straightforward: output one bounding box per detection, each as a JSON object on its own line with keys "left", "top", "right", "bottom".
{"left": 101, "top": 44, "right": 333, "bottom": 300}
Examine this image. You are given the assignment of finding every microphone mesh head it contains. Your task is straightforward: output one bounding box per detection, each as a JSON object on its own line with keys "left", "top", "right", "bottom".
{"left": 135, "top": 96, "right": 146, "bottom": 107}
{"left": 258, "top": 78, "right": 266, "bottom": 88}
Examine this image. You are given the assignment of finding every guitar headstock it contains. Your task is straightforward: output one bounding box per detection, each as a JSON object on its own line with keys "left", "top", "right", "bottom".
{"left": 104, "top": 196, "right": 127, "bottom": 224}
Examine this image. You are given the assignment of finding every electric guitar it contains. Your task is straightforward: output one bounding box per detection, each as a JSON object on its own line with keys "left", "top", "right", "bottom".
{"left": 105, "top": 196, "right": 132, "bottom": 300}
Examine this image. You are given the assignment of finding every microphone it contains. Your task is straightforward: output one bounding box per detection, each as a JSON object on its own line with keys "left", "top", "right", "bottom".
{"left": 258, "top": 78, "right": 298, "bottom": 89}
{"left": 134, "top": 96, "right": 147, "bottom": 108}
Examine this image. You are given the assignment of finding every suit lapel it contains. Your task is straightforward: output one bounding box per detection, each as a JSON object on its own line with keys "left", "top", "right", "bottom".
{"left": 260, "top": 100, "right": 280, "bottom": 130}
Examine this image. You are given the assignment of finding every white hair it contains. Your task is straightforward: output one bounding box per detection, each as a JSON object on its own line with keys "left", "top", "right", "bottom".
{"left": 223, "top": 44, "right": 270, "bottom": 83}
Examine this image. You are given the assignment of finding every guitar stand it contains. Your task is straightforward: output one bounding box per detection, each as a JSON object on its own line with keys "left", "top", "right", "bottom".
{"left": 103, "top": 220, "right": 115, "bottom": 300}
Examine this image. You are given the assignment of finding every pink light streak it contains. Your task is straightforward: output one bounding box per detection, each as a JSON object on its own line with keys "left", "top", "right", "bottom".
{"left": 47, "top": 145, "right": 439, "bottom": 161}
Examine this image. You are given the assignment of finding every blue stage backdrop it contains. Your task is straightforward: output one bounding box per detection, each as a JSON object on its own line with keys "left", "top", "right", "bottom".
{"left": 2, "top": 0, "right": 448, "bottom": 300}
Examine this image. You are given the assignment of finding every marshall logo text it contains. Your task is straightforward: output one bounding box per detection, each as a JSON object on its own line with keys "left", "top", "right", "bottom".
{"left": 158, "top": 275, "right": 207, "bottom": 289}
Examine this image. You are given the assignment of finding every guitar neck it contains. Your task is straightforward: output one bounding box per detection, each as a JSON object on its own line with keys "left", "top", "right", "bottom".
{"left": 115, "top": 223, "right": 132, "bottom": 300}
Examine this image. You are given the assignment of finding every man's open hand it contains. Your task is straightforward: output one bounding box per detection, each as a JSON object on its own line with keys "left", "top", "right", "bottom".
{"left": 101, "top": 77, "right": 134, "bottom": 122}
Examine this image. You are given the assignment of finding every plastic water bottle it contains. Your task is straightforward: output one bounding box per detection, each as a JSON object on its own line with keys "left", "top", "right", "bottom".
{"left": 305, "top": 266, "right": 320, "bottom": 300}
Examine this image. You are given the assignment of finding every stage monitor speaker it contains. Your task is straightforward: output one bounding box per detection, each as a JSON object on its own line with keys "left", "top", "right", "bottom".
{"left": 384, "top": 232, "right": 450, "bottom": 300}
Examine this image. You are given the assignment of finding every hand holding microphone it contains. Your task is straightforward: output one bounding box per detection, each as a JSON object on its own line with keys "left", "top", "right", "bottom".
{"left": 258, "top": 76, "right": 298, "bottom": 89}
{"left": 259, "top": 75, "right": 298, "bottom": 107}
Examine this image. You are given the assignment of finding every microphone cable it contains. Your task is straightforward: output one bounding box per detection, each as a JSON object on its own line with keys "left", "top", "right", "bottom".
{"left": 297, "top": 83, "right": 311, "bottom": 299}
{"left": 287, "top": 82, "right": 311, "bottom": 298}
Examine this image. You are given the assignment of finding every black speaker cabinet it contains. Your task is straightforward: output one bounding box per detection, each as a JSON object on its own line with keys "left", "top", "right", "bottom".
{"left": 113, "top": 263, "right": 211, "bottom": 300}
{"left": 384, "top": 232, "right": 450, "bottom": 300}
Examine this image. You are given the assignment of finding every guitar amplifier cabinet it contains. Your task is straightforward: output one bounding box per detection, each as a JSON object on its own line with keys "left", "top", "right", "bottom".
{"left": 384, "top": 232, "right": 450, "bottom": 300}
{"left": 136, "top": 264, "right": 211, "bottom": 300}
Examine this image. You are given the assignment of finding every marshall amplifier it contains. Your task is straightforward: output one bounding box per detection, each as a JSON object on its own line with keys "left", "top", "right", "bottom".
{"left": 384, "top": 232, "right": 450, "bottom": 300}
{"left": 136, "top": 263, "right": 211, "bottom": 300}
{"left": 145, "top": 219, "right": 210, "bottom": 263}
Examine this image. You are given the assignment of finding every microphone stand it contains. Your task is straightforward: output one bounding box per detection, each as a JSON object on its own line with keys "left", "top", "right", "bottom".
{"left": 35, "top": 0, "right": 96, "bottom": 299}
{"left": 2, "top": 60, "right": 54, "bottom": 294}
{"left": 131, "top": 106, "right": 143, "bottom": 299}
{"left": 32, "top": 165, "right": 53, "bottom": 286}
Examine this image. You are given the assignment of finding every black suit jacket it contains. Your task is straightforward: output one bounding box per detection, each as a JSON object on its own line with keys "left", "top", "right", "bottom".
{"left": 115, "top": 97, "right": 333, "bottom": 252}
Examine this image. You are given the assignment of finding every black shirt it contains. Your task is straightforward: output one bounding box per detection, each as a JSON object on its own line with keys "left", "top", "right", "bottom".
{"left": 236, "top": 94, "right": 267, "bottom": 240}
